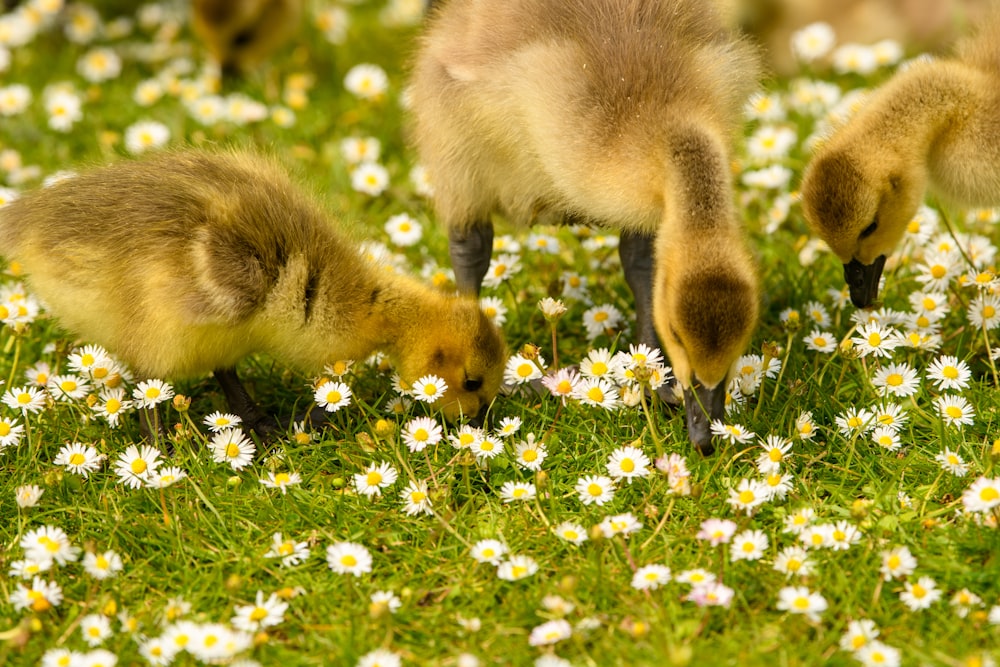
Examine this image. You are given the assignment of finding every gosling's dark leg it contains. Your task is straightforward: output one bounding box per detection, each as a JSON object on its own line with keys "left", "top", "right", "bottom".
{"left": 139, "top": 406, "right": 173, "bottom": 454}
{"left": 619, "top": 231, "right": 681, "bottom": 407}
{"left": 449, "top": 222, "right": 494, "bottom": 295}
{"left": 214, "top": 367, "right": 278, "bottom": 437}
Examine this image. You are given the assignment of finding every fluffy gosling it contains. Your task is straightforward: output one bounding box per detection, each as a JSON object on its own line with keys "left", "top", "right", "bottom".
{"left": 801, "top": 12, "right": 1000, "bottom": 308}
{"left": 408, "top": 0, "right": 761, "bottom": 452}
{"left": 191, "top": 0, "right": 303, "bottom": 77}
{"left": 0, "top": 150, "right": 506, "bottom": 432}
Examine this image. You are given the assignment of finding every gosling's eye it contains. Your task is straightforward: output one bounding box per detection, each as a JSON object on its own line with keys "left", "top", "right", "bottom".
{"left": 463, "top": 378, "right": 483, "bottom": 392}
{"left": 860, "top": 221, "right": 878, "bottom": 239}
{"left": 231, "top": 29, "right": 254, "bottom": 48}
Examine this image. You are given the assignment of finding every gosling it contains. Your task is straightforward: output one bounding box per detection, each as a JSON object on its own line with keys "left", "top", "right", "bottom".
{"left": 191, "top": 0, "right": 303, "bottom": 78}
{"left": 408, "top": 0, "right": 761, "bottom": 453}
{"left": 0, "top": 150, "right": 506, "bottom": 433}
{"left": 800, "top": 12, "right": 1000, "bottom": 308}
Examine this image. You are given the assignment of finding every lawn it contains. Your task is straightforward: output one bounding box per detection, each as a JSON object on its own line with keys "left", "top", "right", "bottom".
{"left": 0, "top": 2, "right": 999, "bottom": 666}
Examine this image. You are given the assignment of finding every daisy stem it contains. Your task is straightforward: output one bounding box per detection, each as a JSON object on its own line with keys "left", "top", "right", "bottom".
{"left": 618, "top": 535, "right": 639, "bottom": 573}
{"left": 638, "top": 388, "right": 664, "bottom": 458}
{"left": 768, "top": 332, "right": 794, "bottom": 402}
{"left": 159, "top": 487, "right": 172, "bottom": 526}
{"left": 639, "top": 496, "right": 676, "bottom": 551}
{"left": 6, "top": 330, "right": 20, "bottom": 388}
{"left": 549, "top": 322, "right": 559, "bottom": 371}
{"left": 423, "top": 449, "right": 440, "bottom": 489}
{"left": 981, "top": 321, "right": 1000, "bottom": 389}
{"left": 918, "top": 469, "right": 945, "bottom": 518}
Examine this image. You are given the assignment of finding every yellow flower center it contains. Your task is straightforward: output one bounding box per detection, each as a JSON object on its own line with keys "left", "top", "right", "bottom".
{"left": 620, "top": 459, "right": 635, "bottom": 473}
{"left": 768, "top": 448, "right": 783, "bottom": 462}
{"left": 511, "top": 565, "right": 527, "bottom": 578}
{"left": 787, "top": 558, "right": 801, "bottom": 572}
{"left": 69, "top": 453, "right": 86, "bottom": 466}
{"left": 274, "top": 473, "right": 291, "bottom": 485}
{"left": 886, "top": 373, "right": 903, "bottom": 386}
{"left": 458, "top": 433, "right": 475, "bottom": 447}
{"left": 105, "top": 398, "right": 121, "bottom": 414}
{"left": 812, "top": 336, "right": 828, "bottom": 347}
{"left": 980, "top": 487, "right": 999, "bottom": 502}
{"left": 587, "top": 483, "right": 603, "bottom": 497}
{"left": 868, "top": 332, "right": 881, "bottom": 346}
{"left": 411, "top": 491, "right": 426, "bottom": 502}
{"left": 563, "top": 529, "right": 578, "bottom": 540}
{"left": 422, "top": 383, "right": 438, "bottom": 396}
{"left": 17, "top": 393, "right": 32, "bottom": 405}
{"left": 587, "top": 387, "right": 605, "bottom": 402}
{"left": 29, "top": 590, "right": 51, "bottom": 612}
{"left": 131, "top": 459, "right": 147, "bottom": 474}
{"left": 279, "top": 542, "right": 294, "bottom": 556}
{"left": 226, "top": 443, "right": 241, "bottom": 458}
{"left": 792, "top": 596, "right": 810, "bottom": 610}
{"left": 985, "top": 306, "right": 997, "bottom": 318}
{"left": 516, "top": 364, "right": 533, "bottom": 379}
{"left": 512, "top": 488, "right": 526, "bottom": 498}
{"left": 943, "top": 366, "right": 959, "bottom": 379}
{"left": 911, "top": 584, "right": 926, "bottom": 598}
{"left": 366, "top": 471, "right": 382, "bottom": 486}
{"left": 946, "top": 406, "right": 964, "bottom": 419}
{"left": 852, "top": 635, "right": 867, "bottom": 650}
{"left": 249, "top": 607, "right": 268, "bottom": 621}
{"left": 522, "top": 450, "right": 537, "bottom": 462}
{"left": 340, "top": 555, "right": 357, "bottom": 567}
{"left": 326, "top": 390, "right": 342, "bottom": 404}
{"left": 0, "top": 423, "right": 9, "bottom": 436}
{"left": 931, "top": 265, "right": 947, "bottom": 279}
{"left": 593, "top": 311, "right": 608, "bottom": 323}
{"left": 413, "top": 428, "right": 429, "bottom": 442}
{"left": 738, "top": 489, "right": 755, "bottom": 504}
{"left": 480, "top": 440, "right": 494, "bottom": 452}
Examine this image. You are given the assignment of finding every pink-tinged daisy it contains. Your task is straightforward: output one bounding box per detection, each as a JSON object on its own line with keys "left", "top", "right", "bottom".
{"left": 685, "top": 581, "right": 734, "bottom": 608}
{"left": 541, "top": 367, "right": 580, "bottom": 402}
{"left": 596, "top": 512, "right": 642, "bottom": 538}
{"left": 696, "top": 518, "right": 737, "bottom": 545}
{"left": 326, "top": 541, "right": 372, "bottom": 577}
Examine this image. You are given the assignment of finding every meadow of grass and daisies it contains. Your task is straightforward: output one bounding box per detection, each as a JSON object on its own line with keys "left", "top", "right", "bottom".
{"left": 0, "top": 2, "right": 999, "bottom": 666}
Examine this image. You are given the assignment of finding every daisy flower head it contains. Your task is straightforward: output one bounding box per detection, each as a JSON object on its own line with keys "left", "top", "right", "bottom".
{"left": 351, "top": 161, "right": 390, "bottom": 196}
{"left": 696, "top": 518, "right": 738, "bottom": 545}
{"left": 513, "top": 433, "right": 547, "bottom": 471}
{"left": 92, "top": 387, "right": 132, "bottom": 427}
{"left": 14, "top": 484, "right": 42, "bottom": 508}
{"left": 357, "top": 648, "right": 401, "bottom": 667}
{"left": 448, "top": 423, "right": 483, "bottom": 450}
{"left": 899, "top": 576, "right": 942, "bottom": 611}
{"left": 829, "top": 520, "right": 862, "bottom": 551}
{"left": 3, "top": 384, "right": 47, "bottom": 413}
{"left": 208, "top": 428, "right": 255, "bottom": 470}
{"left": 83, "top": 550, "right": 123, "bottom": 580}
{"left": 54, "top": 441, "right": 104, "bottom": 478}
{"left": 354, "top": 461, "right": 398, "bottom": 497}
{"left": 961, "top": 476, "right": 1000, "bottom": 513}
{"left": 856, "top": 641, "right": 901, "bottom": 667}
{"left": 482, "top": 253, "right": 522, "bottom": 288}
{"left": 412, "top": 374, "right": 449, "bottom": 403}
{"left": 686, "top": 581, "right": 735, "bottom": 608}
{"left": 606, "top": 445, "right": 651, "bottom": 484}
{"left": 479, "top": 296, "right": 507, "bottom": 326}
{"left": 132, "top": 379, "right": 174, "bottom": 408}
{"left": 496, "top": 554, "right": 539, "bottom": 581}
{"left": 776, "top": 585, "right": 828, "bottom": 622}
{"left": 730, "top": 529, "right": 769, "bottom": 562}
{"left": 773, "top": 545, "right": 814, "bottom": 577}
{"left": 762, "top": 470, "right": 794, "bottom": 501}
{"left": 968, "top": 293, "right": 1000, "bottom": 329}
{"left": 203, "top": 411, "right": 242, "bottom": 432}
{"left": 528, "top": 618, "right": 573, "bottom": 646}
{"left": 10, "top": 576, "right": 63, "bottom": 612}
{"left": 573, "top": 377, "right": 621, "bottom": 410}
{"left": 935, "top": 448, "right": 969, "bottom": 476}
{"left": 384, "top": 212, "right": 422, "bottom": 247}
{"left": 926, "top": 355, "right": 972, "bottom": 391}
{"left": 746, "top": 124, "right": 797, "bottom": 162}
{"left": 326, "top": 541, "right": 373, "bottom": 577}
{"left": 915, "top": 248, "right": 961, "bottom": 290}
{"left": 495, "top": 416, "right": 521, "bottom": 438}
{"left": 582, "top": 303, "right": 625, "bottom": 340}
{"left": 790, "top": 21, "right": 836, "bottom": 63}
{"left": 260, "top": 471, "right": 302, "bottom": 494}
{"left": 870, "top": 426, "right": 902, "bottom": 452}
{"left": 470, "top": 539, "right": 507, "bottom": 565}
{"left": 575, "top": 474, "right": 616, "bottom": 506}
{"left": 231, "top": 590, "right": 288, "bottom": 633}
{"left": 45, "top": 88, "right": 83, "bottom": 132}
{"left": 871, "top": 362, "right": 920, "bottom": 398}
{"left": 401, "top": 416, "right": 443, "bottom": 452}
{"left": 47, "top": 373, "right": 90, "bottom": 401}
{"left": 0, "top": 414, "right": 25, "bottom": 450}
{"left": 264, "top": 532, "right": 311, "bottom": 567}
{"left": 727, "top": 478, "right": 769, "bottom": 515}
{"left": 504, "top": 354, "right": 543, "bottom": 385}
{"left": 314, "top": 380, "right": 352, "bottom": 412}
{"left": 937, "top": 394, "right": 975, "bottom": 428}
{"left": 369, "top": 589, "right": 402, "bottom": 616}
{"left": 499, "top": 480, "right": 536, "bottom": 503}
{"left": 125, "top": 120, "right": 170, "bottom": 154}
{"left": 675, "top": 568, "right": 716, "bottom": 587}
{"left": 852, "top": 322, "right": 899, "bottom": 358}
{"left": 744, "top": 90, "right": 786, "bottom": 122}
{"left": 470, "top": 433, "right": 503, "bottom": 459}
{"left": 579, "top": 347, "right": 620, "bottom": 380}
{"left": 597, "top": 512, "right": 643, "bottom": 539}
{"left": 711, "top": 420, "right": 755, "bottom": 445}
{"left": 832, "top": 42, "right": 878, "bottom": 75}
{"left": 145, "top": 466, "right": 187, "bottom": 489}
{"left": 803, "top": 329, "right": 837, "bottom": 353}
{"left": 799, "top": 523, "right": 834, "bottom": 550}
{"left": 538, "top": 296, "right": 567, "bottom": 321}
{"left": 950, "top": 588, "right": 983, "bottom": 618}
{"left": 835, "top": 406, "right": 874, "bottom": 438}
{"left": 553, "top": 521, "right": 588, "bottom": 545}
{"left": 114, "top": 444, "right": 162, "bottom": 489}
{"left": 344, "top": 63, "right": 388, "bottom": 99}
{"left": 839, "top": 619, "right": 880, "bottom": 653}
{"left": 400, "top": 479, "right": 433, "bottom": 516}
{"left": 756, "top": 434, "right": 792, "bottom": 473}
{"left": 22, "top": 524, "right": 80, "bottom": 565}
{"left": 340, "top": 136, "right": 381, "bottom": 164}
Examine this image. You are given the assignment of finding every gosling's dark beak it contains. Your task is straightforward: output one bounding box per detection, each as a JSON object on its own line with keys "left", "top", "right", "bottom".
{"left": 683, "top": 381, "right": 726, "bottom": 456}
{"left": 843, "top": 255, "right": 887, "bottom": 309}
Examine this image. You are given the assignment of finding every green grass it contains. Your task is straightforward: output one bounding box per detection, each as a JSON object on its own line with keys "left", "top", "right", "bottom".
{"left": 1, "top": 2, "right": 999, "bottom": 666}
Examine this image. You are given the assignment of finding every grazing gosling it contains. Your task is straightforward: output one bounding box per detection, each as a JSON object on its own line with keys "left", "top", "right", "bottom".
{"left": 800, "top": 13, "right": 1000, "bottom": 308}
{"left": 409, "top": 0, "right": 761, "bottom": 452}
{"left": 0, "top": 150, "right": 506, "bottom": 430}
{"left": 191, "top": 0, "right": 303, "bottom": 77}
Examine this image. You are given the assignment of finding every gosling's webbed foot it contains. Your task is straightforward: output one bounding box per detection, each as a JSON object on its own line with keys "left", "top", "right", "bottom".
{"left": 683, "top": 381, "right": 726, "bottom": 456}
{"left": 213, "top": 367, "right": 279, "bottom": 441}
